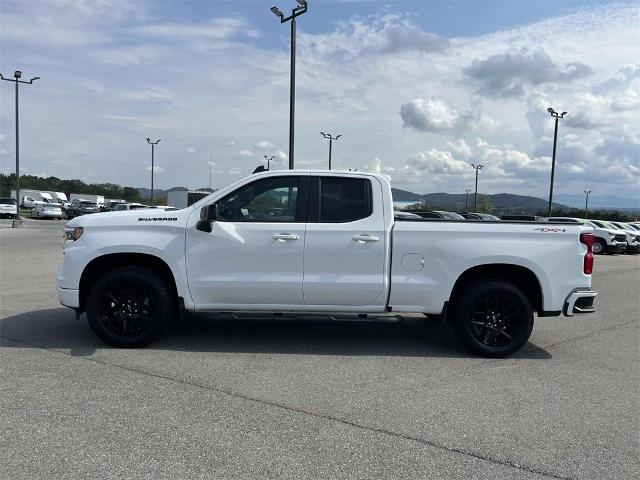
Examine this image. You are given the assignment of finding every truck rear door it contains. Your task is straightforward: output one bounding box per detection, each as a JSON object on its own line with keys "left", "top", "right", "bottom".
{"left": 303, "top": 175, "right": 387, "bottom": 307}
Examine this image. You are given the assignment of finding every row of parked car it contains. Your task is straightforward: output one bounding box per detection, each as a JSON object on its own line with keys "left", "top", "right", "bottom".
{"left": 0, "top": 197, "right": 175, "bottom": 220}
{"left": 394, "top": 209, "right": 639, "bottom": 256}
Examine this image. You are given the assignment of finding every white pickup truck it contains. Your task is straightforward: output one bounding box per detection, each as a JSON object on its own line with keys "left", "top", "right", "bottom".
{"left": 57, "top": 170, "right": 597, "bottom": 357}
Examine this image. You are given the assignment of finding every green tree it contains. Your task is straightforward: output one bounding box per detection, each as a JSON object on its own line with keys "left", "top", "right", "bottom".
{"left": 476, "top": 194, "right": 493, "bottom": 213}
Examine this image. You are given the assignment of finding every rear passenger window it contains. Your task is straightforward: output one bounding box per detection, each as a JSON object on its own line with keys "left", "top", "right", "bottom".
{"left": 319, "top": 177, "right": 372, "bottom": 222}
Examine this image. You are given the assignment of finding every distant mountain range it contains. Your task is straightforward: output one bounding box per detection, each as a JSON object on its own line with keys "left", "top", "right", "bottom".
{"left": 554, "top": 194, "right": 640, "bottom": 210}
{"left": 390, "top": 189, "right": 568, "bottom": 214}
{"left": 137, "top": 185, "right": 638, "bottom": 214}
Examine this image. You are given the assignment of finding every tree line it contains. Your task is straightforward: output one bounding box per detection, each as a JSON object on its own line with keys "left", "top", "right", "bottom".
{"left": 0, "top": 174, "right": 142, "bottom": 202}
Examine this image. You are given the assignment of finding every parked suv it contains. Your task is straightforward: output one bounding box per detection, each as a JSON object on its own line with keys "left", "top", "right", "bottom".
{"left": 0, "top": 198, "right": 18, "bottom": 219}
{"left": 608, "top": 222, "right": 640, "bottom": 254}
{"left": 66, "top": 199, "right": 99, "bottom": 219}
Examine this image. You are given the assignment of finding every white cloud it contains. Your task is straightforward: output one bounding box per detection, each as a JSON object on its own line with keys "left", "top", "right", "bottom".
{"left": 186, "top": 147, "right": 196, "bottom": 153}
{"left": 253, "top": 140, "right": 275, "bottom": 150}
{"left": 400, "top": 97, "right": 459, "bottom": 132}
{"left": 464, "top": 48, "right": 592, "bottom": 97}
{"left": 238, "top": 149, "right": 253, "bottom": 157}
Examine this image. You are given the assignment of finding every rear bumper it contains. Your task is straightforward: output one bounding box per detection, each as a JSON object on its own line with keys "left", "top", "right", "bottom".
{"left": 57, "top": 286, "right": 80, "bottom": 308}
{"left": 564, "top": 289, "right": 597, "bottom": 316}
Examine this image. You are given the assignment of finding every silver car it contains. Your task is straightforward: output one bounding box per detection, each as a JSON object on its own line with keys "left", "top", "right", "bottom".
{"left": 31, "top": 202, "right": 63, "bottom": 220}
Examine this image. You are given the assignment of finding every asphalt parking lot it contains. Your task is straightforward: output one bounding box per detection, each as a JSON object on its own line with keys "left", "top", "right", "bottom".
{"left": 1, "top": 222, "right": 638, "bottom": 480}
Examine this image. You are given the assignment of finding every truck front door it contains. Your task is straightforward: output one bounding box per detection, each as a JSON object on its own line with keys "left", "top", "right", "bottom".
{"left": 186, "top": 175, "right": 309, "bottom": 309}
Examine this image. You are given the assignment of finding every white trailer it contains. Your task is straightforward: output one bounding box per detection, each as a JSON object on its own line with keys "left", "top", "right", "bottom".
{"left": 69, "top": 193, "right": 105, "bottom": 206}
{"left": 11, "top": 189, "right": 54, "bottom": 207}
{"left": 167, "top": 190, "right": 210, "bottom": 209}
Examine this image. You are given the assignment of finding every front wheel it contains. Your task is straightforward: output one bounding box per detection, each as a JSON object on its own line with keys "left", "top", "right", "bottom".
{"left": 86, "top": 266, "right": 175, "bottom": 348}
{"left": 450, "top": 280, "right": 534, "bottom": 357}
{"left": 593, "top": 239, "right": 606, "bottom": 255}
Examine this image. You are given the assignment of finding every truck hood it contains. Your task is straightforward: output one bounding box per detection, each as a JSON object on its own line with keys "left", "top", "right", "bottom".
{"left": 65, "top": 207, "right": 192, "bottom": 228}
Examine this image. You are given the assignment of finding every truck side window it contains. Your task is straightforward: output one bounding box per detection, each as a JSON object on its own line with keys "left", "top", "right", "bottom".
{"left": 317, "top": 177, "right": 372, "bottom": 222}
{"left": 217, "top": 176, "right": 302, "bottom": 222}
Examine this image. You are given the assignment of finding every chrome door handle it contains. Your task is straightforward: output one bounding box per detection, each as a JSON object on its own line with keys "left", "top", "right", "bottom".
{"left": 353, "top": 234, "right": 379, "bottom": 243}
{"left": 273, "top": 233, "right": 300, "bottom": 241}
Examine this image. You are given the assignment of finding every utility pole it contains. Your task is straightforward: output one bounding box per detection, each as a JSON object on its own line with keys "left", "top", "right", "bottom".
{"left": 320, "top": 132, "right": 341, "bottom": 170}
{"left": 1, "top": 70, "right": 39, "bottom": 226}
{"left": 270, "top": 0, "right": 308, "bottom": 169}
{"left": 464, "top": 188, "right": 471, "bottom": 210}
{"left": 546, "top": 107, "right": 567, "bottom": 216}
{"left": 470, "top": 163, "right": 484, "bottom": 213}
{"left": 146, "top": 138, "right": 161, "bottom": 205}
{"left": 264, "top": 154, "right": 276, "bottom": 170}
{"left": 584, "top": 190, "right": 591, "bottom": 219}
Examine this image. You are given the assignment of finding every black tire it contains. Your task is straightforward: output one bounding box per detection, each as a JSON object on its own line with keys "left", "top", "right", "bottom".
{"left": 66, "top": 211, "right": 74, "bottom": 219}
{"left": 593, "top": 239, "right": 606, "bottom": 255}
{"left": 86, "top": 266, "right": 175, "bottom": 348}
{"left": 450, "top": 280, "right": 534, "bottom": 358}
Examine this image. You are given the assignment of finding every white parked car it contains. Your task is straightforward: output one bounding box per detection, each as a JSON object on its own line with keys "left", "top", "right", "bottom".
{"left": 113, "top": 203, "right": 150, "bottom": 211}
{"left": 31, "top": 202, "right": 64, "bottom": 220}
{"left": 0, "top": 198, "right": 18, "bottom": 218}
{"left": 547, "top": 217, "right": 627, "bottom": 255}
{"left": 58, "top": 170, "right": 597, "bottom": 357}
{"left": 607, "top": 221, "right": 640, "bottom": 254}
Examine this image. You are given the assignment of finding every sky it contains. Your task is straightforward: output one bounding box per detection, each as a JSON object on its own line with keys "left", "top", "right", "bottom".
{"left": 0, "top": 0, "right": 639, "bottom": 198}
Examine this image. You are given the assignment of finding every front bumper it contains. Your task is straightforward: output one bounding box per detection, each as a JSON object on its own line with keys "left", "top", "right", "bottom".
{"left": 626, "top": 243, "right": 640, "bottom": 254}
{"left": 57, "top": 286, "right": 80, "bottom": 308}
{"left": 607, "top": 242, "right": 627, "bottom": 254}
{"left": 564, "top": 289, "right": 597, "bottom": 316}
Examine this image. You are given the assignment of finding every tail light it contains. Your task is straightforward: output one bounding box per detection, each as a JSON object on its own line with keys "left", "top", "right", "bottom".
{"left": 580, "top": 232, "right": 594, "bottom": 274}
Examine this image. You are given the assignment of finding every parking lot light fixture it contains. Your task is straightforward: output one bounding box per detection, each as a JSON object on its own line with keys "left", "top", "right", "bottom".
{"left": 547, "top": 107, "right": 567, "bottom": 216}
{"left": 146, "top": 138, "right": 161, "bottom": 205}
{"left": 470, "top": 164, "right": 484, "bottom": 213}
{"left": 264, "top": 155, "right": 276, "bottom": 170}
{"left": 270, "top": 0, "right": 308, "bottom": 169}
{"left": 584, "top": 190, "right": 591, "bottom": 219}
{"left": 465, "top": 188, "right": 472, "bottom": 210}
{"left": 320, "top": 132, "right": 341, "bottom": 170}
{"left": 0, "top": 70, "right": 40, "bottom": 225}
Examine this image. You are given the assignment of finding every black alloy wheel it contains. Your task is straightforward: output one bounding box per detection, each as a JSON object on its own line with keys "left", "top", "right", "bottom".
{"left": 86, "top": 266, "right": 174, "bottom": 347}
{"left": 451, "top": 280, "right": 534, "bottom": 357}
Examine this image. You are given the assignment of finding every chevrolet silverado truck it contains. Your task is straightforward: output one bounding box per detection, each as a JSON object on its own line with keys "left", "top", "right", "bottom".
{"left": 57, "top": 170, "right": 597, "bottom": 357}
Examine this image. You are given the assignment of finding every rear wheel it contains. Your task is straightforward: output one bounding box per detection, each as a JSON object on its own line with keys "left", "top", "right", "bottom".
{"left": 450, "top": 280, "right": 534, "bottom": 357}
{"left": 86, "top": 266, "right": 175, "bottom": 348}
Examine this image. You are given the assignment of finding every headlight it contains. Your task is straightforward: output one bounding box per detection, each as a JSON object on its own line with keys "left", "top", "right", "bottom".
{"left": 64, "top": 227, "right": 84, "bottom": 241}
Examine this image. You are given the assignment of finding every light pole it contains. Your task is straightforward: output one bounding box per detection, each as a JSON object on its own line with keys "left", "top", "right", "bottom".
{"left": 146, "top": 138, "right": 161, "bottom": 204}
{"left": 1, "top": 70, "right": 39, "bottom": 225}
{"left": 270, "top": 0, "right": 308, "bottom": 170}
{"left": 584, "top": 189, "right": 591, "bottom": 219}
{"left": 320, "top": 132, "right": 341, "bottom": 170}
{"left": 209, "top": 155, "right": 214, "bottom": 190}
{"left": 464, "top": 188, "right": 471, "bottom": 210}
{"left": 546, "top": 107, "right": 567, "bottom": 216}
{"left": 471, "top": 163, "right": 484, "bottom": 213}
{"left": 264, "top": 154, "right": 276, "bottom": 170}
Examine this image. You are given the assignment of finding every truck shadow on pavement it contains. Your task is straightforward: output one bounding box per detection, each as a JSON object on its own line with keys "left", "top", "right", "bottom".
{"left": 0, "top": 308, "right": 552, "bottom": 359}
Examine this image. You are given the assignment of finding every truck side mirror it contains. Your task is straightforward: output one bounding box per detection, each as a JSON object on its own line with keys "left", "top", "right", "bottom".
{"left": 196, "top": 204, "right": 219, "bottom": 232}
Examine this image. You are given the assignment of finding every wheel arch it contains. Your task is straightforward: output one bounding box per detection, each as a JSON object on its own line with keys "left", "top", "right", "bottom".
{"left": 449, "top": 263, "right": 544, "bottom": 314}
{"left": 79, "top": 253, "right": 179, "bottom": 312}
